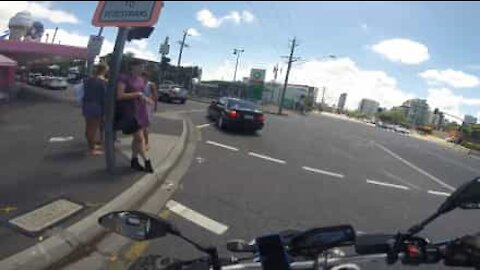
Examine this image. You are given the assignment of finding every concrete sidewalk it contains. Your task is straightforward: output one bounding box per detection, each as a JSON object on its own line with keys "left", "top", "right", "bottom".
{"left": 0, "top": 84, "right": 188, "bottom": 269}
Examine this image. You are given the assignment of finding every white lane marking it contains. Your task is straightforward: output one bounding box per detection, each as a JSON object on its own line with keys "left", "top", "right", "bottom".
{"left": 205, "top": 140, "right": 239, "bottom": 151}
{"left": 302, "top": 166, "right": 344, "bottom": 179}
{"left": 196, "top": 123, "right": 211, "bottom": 129}
{"left": 366, "top": 179, "right": 410, "bottom": 190}
{"left": 375, "top": 143, "right": 455, "bottom": 191}
{"left": 427, "top": 190, "right": 451, "bottom": 197}
{"left": 48, "top": 136, "right": 74, "bottom": 142}
{"left": 248, "top": 152, "right": 286, "bottom": 164}
{"left": 383, "top": 170, "right": 420, "bottom": 190}
{"left": 166, "top": 200, "right": 228, "bottom": 235}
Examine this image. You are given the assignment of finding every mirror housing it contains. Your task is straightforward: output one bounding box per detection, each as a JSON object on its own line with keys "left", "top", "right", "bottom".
{"left": 226, "top": 239, "right": 257, "bottom": 253}
{"left": 438, "top": 177, "right": 480, "bottom": 214}
{"left": 290, "top": 225, "right": 355, "bottom": 256}
{"left": 98, "top": 211, "right": 178, "bottom": 241}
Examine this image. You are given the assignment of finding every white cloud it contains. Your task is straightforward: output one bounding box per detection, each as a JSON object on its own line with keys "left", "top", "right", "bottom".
{"left": 224, "top": 11, "right": 241, "bottom": 24}
{"left": 288, "top": 58, "right": 414, "bottom": 109}
{"left": 419, "top": 69, "right": 480, "bottom": 88}
{"left": 196, "top": 9, "right": 220, "bottom": 28}
{"left": 202, "top": 57, "right": 415, "bottom": 110}
{"left": 187, "top": 27, "right": 201, "bottom": 37}
{"left": 242, "top": 11, "right": 255, "bottom": 23}
{"left": 0, "top": 1, "right": 79, "bottom": 27}
{"left": 427, "top": 88, "right": 480, "bottom": 120}
{"left": 42, "top": 28, "right": 157, "bottom": 62}
{"left": 372, "top": 38, "right": 429, "bottom": 65}
{"left": 196, "top": 9, "right": 255, "bottom": 28}
{"left": 130, "top": 39, "right": 148, "bottom": 51}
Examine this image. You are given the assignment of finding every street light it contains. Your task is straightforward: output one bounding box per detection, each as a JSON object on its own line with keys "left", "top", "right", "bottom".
{"left": 232, "top": 48, "right": 244, "bottom": 82}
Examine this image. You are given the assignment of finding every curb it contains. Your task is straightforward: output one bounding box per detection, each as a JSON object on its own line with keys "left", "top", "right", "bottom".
{"left": 0, "top": 118, "right": 189, "bottom": 270}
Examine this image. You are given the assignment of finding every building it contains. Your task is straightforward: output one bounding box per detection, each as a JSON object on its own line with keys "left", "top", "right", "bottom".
{"left": 358, "top": 98, "right": 380, "bottom": 116}
{"left": 337, "top": 93, "right": 347, "bottom": 112}
{"left": 431, "top": 112, "right": 446, "bottom": 129}
{"left": 464, "top": 115, "right": 478, "bottom": 125}
{"left": 263, "top": 83, "right": 318, "bottom": 109}
{"left": 402, "top": 99, "right": 430, "bottom": 126}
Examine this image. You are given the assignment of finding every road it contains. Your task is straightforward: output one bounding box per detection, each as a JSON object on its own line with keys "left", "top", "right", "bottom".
{"left": 135, "top": 100, "right": 480, "bottom": 269}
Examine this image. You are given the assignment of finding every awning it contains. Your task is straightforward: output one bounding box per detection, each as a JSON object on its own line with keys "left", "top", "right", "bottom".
{"left": 0, "top": 54, "right": 17, "bottom": 67}
{"left": 0, "top": 40, "right": 87, "bottom": 66}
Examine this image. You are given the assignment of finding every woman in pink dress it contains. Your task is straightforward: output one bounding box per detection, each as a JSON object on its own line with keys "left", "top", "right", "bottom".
{"left": 116, "top": 59, "right": 154, "bottom": 173}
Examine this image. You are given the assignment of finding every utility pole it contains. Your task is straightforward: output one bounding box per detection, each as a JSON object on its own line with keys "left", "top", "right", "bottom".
{"left": 177, "top": 30, "right": 190, "bottom": 67}
{"left": 232, "top": 48, "right": 244, "bottom": 82}
{"left": 320, "top": 86, "right": 326, "bottom": 111}
{"left": 278, "top": 37, "right": 299, "bottom": 115}
{"left": 272, "top": 64, "right": 279, "bottom": 103}
{"left": 51, "top": 27, "right": 58, "bottom": 44}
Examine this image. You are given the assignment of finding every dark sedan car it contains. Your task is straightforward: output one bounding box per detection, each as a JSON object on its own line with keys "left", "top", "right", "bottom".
{"left": 207, "top": 97, "right": 265, "bottom": 132}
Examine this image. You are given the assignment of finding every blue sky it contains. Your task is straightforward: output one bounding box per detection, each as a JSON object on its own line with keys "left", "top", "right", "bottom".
{"left": 1, "top": 1, "right": 480, "bottom": 119}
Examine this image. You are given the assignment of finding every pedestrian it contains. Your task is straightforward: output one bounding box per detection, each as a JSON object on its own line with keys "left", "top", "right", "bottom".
{"left": 82, "top": 63, "right": 108, "bottom": 156}
{"left": 141, "top": 71, "right": 158, "bottom": 151}
{"left": 115, "top": 59, "right": 154, "bottom": 173}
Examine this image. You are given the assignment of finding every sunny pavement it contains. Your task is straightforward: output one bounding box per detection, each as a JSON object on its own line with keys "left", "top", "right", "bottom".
{"left": 0, "top": 87, "right": 183, "bottom": 260}
{"left": 117, "top": 100, "right": 480, "bottom": 270}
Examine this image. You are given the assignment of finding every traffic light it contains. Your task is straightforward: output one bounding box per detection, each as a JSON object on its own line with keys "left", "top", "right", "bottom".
{"left": 161, "top": 56, "right": 170, "bottom": 69}
{"left": 127, "top": 27, "right": 154, "bottom": 41}
{"left": 433, "top": 108, "right": 439, "bottom": 114}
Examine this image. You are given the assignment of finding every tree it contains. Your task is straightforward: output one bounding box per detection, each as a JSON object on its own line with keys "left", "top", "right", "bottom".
{"left": 376, "top": 110, "right": 407, "bottom": 125}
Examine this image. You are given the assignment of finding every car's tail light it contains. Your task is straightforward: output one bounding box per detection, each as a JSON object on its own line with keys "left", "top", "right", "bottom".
{"left": 228, "top": 110, "right": 239, "bottom": 119}
{"left": 255, "top": 114, "right": 265, "bottom": 122}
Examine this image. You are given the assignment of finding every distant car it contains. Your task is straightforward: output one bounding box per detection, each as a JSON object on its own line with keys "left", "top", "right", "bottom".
{"left": 46, "top": 77, "right": 68, "bottom": 90}
{"left": 376, "top": 121, "right": 387, "bottom": 129}
{"left": 394, "top": 126, "right": 410, "bottom": 134}
{"left": 207, "top": 97, "right": 265, "bottom": 133}
{"left": 158, "top": 85, "right": 188, "bottom": 104}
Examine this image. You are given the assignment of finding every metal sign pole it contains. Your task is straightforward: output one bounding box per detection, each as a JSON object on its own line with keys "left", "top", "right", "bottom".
{"left": 105, "top": 27, "right": 128, "bottom": 173}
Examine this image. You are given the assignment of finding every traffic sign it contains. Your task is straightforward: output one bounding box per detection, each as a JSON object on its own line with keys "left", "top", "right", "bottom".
{"left": 92, "top": 1, "right": 164, "bottom": 27}
{"left": 250, "top": 68, "right": 266, "bottom": 83}
{"left": 87, "top": 35, "right": 104, "bottom": 59}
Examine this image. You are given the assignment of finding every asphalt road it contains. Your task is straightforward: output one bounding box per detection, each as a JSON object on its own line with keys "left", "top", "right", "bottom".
{"left": 135, "top": 101, "right": 480, "bottom": 269}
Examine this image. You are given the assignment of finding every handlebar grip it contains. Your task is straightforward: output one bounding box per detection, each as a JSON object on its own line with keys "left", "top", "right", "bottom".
{"left": 355, "top": 234, "right": 394, "bottom": 255}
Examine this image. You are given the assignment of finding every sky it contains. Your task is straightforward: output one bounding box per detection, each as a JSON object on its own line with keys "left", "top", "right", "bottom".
{"left": 1, "top": 1, "right": 480, "bottom": 120}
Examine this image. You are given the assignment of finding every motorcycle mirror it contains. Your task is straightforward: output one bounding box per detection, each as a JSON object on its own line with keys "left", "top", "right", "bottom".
{"left": 98, "top": 211, "right": 179, "bottom": 241}
{"left": 438, "top": 177, "right": 480, "bottom": 214}
{"left": 226, "top": 239, "right": 257, "bottom": 253}
{"left": 406, "top": 177, "right": 480, "bottom": 237}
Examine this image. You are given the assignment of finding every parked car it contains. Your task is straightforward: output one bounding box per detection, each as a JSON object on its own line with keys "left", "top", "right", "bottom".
{"left": 394, "top": 125, "right": 410, "bottom": 134}
{"left": 207, "top": 97, "right": 265, "bottom": 133}
{"left": 47, "top": 77, "right": 68, "bottom": 90}
{"left": 158, "top": 84, "right": 188, "bottom": 104}
{"left": 28, "top": 73, "right": 42, "bottom": 85}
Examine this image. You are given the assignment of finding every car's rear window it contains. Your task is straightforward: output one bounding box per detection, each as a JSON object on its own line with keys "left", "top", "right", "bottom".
{"left": 227, "top": 100, "right": 259, "bottom": 110}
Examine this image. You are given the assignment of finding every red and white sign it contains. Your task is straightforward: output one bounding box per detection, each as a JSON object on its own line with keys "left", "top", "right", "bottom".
{"left": 92, "top": 1, "right": 163, "bottom": 27}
